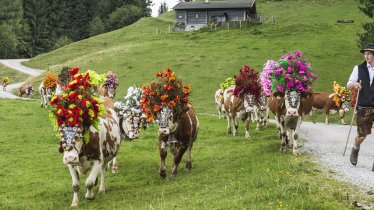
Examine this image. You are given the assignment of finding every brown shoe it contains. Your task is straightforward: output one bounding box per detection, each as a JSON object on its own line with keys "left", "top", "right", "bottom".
{"left": 350, "top": 147, "right": 359, "bottom": 166}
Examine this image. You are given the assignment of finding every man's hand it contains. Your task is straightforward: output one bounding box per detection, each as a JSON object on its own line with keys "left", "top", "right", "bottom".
{"left": 348, "top": 82, "right": 362, "bottom": 90}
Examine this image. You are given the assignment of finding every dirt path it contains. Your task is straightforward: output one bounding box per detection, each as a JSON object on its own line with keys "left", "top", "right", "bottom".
{"left": 299, "top": 121, "right": 374, "bottom": 191}
{"left": 0, "top": 59, "right": 43, "bottom": 99}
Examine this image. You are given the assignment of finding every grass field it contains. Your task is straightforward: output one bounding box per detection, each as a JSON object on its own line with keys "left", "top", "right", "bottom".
{"left": 0, "top": 99, "right": 371, "bottom": 209}
{"left": 1, "top": 0, "right": 373, "bottom": 209}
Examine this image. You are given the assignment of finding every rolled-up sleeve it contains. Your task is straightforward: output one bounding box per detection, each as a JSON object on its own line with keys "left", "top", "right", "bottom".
{"left": 347, "top": 65, "right": 359, "bottom": 86}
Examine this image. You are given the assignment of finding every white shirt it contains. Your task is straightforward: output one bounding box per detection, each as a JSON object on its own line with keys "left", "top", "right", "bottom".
{"left": 347, "top": 62, "right": 374, "bottom": 86}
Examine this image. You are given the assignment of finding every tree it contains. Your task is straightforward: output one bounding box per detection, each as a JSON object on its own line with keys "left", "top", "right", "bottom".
{"left": 158, "top": 2, "right": 168, "bottom": 16}
{"left": 358, "top": 0, "right": 374, "bottom": 48}
{"left": 0, "top": 25, "right": 17, "bottom": 58}
{"left": 53, "top": 36, "right": 73, "bottom": 50}
{"left": 108, "top": 5, "right": 142, "bottom": 30}
{"left": 89, "top": 16, "right": 106, "bottom": 36}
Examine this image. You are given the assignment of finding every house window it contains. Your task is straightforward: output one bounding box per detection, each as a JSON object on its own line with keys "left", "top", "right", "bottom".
{"left": 178, "top": 15, "right": 183, "bottom": 19}
{"left": 195, "top": 13, "right": 199, "bottom": 18}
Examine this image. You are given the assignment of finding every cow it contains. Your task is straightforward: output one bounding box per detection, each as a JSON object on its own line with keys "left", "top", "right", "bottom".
{"left": 268, "top": 90, "right": 313, "bottom": 155}
{"left": 39, "top": 83, "right": 56, "bottom": 108}
{"left": 157, "top": 104, "right": 199, "bottom": 178}
{"left": 59, "top": 98, "right": 121, "bottom": 207}
{"left": 19, "top": 83, "right": 34, "bottom": 98}
{"left": 99, "top": 84, "right": 116, "bottom": 99}
{"left": 2, "top": 77, "right": 9, "bottom": 91}
{"left": 214, "top": 89, "right": 226, "bottom": 119}
{"left": 311, "top": 92, "right": 350, "bottom": 124}
{"left": 252, "top": 94, "right": 270, "bottom": 131}
{"left": 223, "top": 86, "right": 254, "bottom": 139}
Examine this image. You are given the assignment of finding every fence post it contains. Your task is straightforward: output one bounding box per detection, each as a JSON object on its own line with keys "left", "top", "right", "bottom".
{"left": 272, "top": 16, "right": 275, "bottom": 23}
{"left": 227, "top": 22, "right": 229, "bottom": 30}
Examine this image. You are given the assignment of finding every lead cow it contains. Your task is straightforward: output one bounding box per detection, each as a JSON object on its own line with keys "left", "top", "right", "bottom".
{"left": 157, "top": 104, "right": 199, "bottom": 178}
{"left": 268, "top": 90, "right": 313, "bottom": 155}
{"left": 59, "top": 98, "right": 121, "bottom": 207}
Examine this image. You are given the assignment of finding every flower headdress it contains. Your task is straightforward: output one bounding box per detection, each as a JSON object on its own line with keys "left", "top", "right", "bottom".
{"left": 58, "top": 66, "right": 73, "bottom": 86}
{"left": 2, "top": 76, "right": 9, "bottom": 85}
{"left": 219, "top": 77, "right": 235, "bottom": 91}
{"left": 49, "top": 68, "right": 105, "bottom": 143}
{"left": 115, "top": 85, "right": 143, "bottom": 115}
{"left": 233, "top": 66, "right": 261, "bottom": 99}
{"left": 332, "top": 81, "right": 351, "bottom": 107}
{"left": 104, "top": 71, "right": 119, "bottom": 89}
{"left": 43, "top": 72, "right": 58, "bottom": 89}
{"left": 141, "top": 68, "right": 190, "bottom": 122}
{"left": 261, "top": 51, "right": 318, "bottom": 94}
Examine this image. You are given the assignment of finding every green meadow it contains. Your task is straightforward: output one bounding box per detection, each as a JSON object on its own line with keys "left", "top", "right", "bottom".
{"left": 1, "top": 0, "right": 373, "bottom": 209}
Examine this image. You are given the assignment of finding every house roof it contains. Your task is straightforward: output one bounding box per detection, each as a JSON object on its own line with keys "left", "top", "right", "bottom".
{"left": 173, "top": 1, "right": 255, "bottom": 10}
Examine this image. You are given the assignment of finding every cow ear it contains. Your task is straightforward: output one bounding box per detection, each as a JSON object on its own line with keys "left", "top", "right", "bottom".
{"left": 58, "top": 146, "right": 64, "bottom": 153}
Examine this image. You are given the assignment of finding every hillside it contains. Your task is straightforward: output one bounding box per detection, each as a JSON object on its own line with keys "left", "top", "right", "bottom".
{"left": 25, "top": 0, "right": 370, "bottom": 114}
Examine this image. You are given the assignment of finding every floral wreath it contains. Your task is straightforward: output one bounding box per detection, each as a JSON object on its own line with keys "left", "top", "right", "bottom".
{"left": 141, "top": 68, "right": 190, "bottom": 123}
{"left": 49, "top": 68, "right": 105, "bottom": 143}
{"left": 115, "top": 85, "right": 143, "bottom": 117}
{"left": 104, "top": 71, "right": 119, "bottom": 89}
{"left": 58, "top": 66, "right": 73, "bottom": 86}
{"left": 2, "top": 76, "right": 9, "bottom": 85}
{"left": 332, "top": 81, "right": 351, "bottom": 107}
{"left": 43, "top": 72, "right": 58, "bottom": 89}
{"left": 261, "top": 51, "right": 318, "bottom": 94}
{"left": 219, "top": 77, "right": 235, "bottom": 91}
{"left": 233, "top": 65, "right": 261, "bottom": 99}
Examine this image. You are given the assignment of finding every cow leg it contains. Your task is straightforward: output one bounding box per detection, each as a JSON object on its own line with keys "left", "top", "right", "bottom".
{"left": 159, "top": 140, "right": 167, "bottom": 179}
{"left": 68, "top": 165, "right": 80, "bottom": 208}
{"left": 339, "top": 110, "right": 346, "bottom": 124}
{"left": 109, "top": 157, "right": 119, "bottom": 174}
{"left": 172, "top": 144, "right": 188, "bottom": 177}
{"left": 279, "top": 117, "right": 287, "bottom": 152}
{"left": 98, "top": 163, "right": 107, "bottom": 194}
{"left": 233, "top": 115, "right": 238, "bottom": 136}
{"left": 85, "top": 160, "right": 101, "bottom": 200}
{"left": 244, "top": 119, "right": 250, "bottom": 139}
{"left": 40, "top": 95, "right": 44, "bottom": 107}
{"left": 185, "top": 143, "right": 193, "bottom": 170}
{"left": 226, "top": 115, "right": 232, "bottom": 134}
{"left": 217, "top": 106, "right": 221, "bottom": 119}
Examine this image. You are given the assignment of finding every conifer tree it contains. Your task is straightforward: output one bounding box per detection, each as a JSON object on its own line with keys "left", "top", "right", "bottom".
{"left": 358, "top": 0, "right": 374, "bottom": 47}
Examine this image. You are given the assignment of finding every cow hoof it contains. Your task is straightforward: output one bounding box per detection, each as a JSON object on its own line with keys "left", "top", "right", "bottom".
{"left": 172, "top": 170, "right": 178, "bottom": 177}
{"left": 111, "top": 166, "right": 119, "bottom": 174}
{"left": 85, "top": 192, "right": 95, "bottom": 200}
{"left": 186, "top": 161, "right": 192, "bottom": 170}
{"left": 293, "top": 150, "right": 300, "bottom": 156}
{"left": 159, "top": 170, "right": 166, "bottom": 179}
{"left": 71, "top": 203, "right": 78, "bottom": 208}
{"left": 98, "top": 188, "right": 105, "bottom": 194}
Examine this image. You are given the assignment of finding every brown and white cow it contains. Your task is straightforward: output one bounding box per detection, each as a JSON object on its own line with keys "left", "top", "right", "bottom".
{"left": 268, "top": 90, "right": 313, "bottom": 155}
{"left": 39, "top": 83, "right": 56, "bottom": 108}
{"left": 19, "top": 83, "right": 34, "bottom": 97}
{"left": 223, "top": 86, "right": 254, "bottom": 139}
{"left": 252, "top": 94, "right": 270, "bottom": 131}
{"left": 214, "top": 89, "right": 226, "bottom": 119}
{"left": 59, "top": 98, "right": 121, "bottom": 207}
{"left": 311, "top": 92, "right": 350, "bottom": 124}
{"left": 157, "top": 104, "right": 199, "bottom": 178}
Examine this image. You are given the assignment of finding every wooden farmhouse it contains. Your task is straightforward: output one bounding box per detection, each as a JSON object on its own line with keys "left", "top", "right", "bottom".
{"left": 173, "top": 0, "right": 257, "bottom": 31}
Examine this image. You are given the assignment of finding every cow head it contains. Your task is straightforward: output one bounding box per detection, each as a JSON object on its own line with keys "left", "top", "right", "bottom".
{"left": 284, "top": 90, "right": 300, "bottom": 117}
{"left": 340, "top": 99, "right": 350, "bottom": 112}
{"left": 118, "top": 108, "right": 146, "bottom": 140}
{"left": 243, "top": 94, "right": 255, "bottom": 112}
{"left": 47, "top": 88, "right": 54, "bottom": 101}
{"left": 157, "top": 106, "right": 179, "bottom": 135}
{"left": 59, "top": 125, "right": 84, "bottom": 165}
{"left": 106, "top": 86, "right": 116, "bottom": 99}
{"left": 26, "top": 84, "right": 34, "bottom": 95}
{"left": 257, "top": 94, "right": 268, "bottom": 111}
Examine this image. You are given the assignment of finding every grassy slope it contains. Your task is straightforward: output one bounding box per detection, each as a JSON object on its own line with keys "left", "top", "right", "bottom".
{"left": 25, "top": 0, "right": 370, "bottom": 114}
{"left": 0, "top": 99, "right": 368, "bottom": 209}
{"left": 0, "top": 0, "right": 371, "bottom": 209}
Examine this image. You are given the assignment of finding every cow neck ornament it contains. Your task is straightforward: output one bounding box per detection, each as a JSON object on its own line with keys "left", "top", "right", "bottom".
{"left": 141, "top": 67, "right": 190, "bottom": 123}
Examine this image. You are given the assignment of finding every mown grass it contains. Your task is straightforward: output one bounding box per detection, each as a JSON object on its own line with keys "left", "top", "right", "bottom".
{"left": 0, "top": 99, "right": 370, "bottom": 209}
{"left": 0, "top": 63, "right": 31, "bottom": 84}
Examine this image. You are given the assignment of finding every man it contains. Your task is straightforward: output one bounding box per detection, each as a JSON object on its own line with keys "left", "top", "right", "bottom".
{"left": 347, "top": 44, "right": 374, "bottom": 166}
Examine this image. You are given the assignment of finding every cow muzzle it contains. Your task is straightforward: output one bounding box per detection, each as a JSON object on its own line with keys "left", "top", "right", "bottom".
{"left": 63, "top": 151, "right": 80, "bottom": 165}
{"left": 158, "top": 127, "right": 170, "bottom": 135}
{"left": 286, "top": 108, "right": 299, "bottom": 117}
{"left": 128, "top": 132, "right": 140, "bottom": 140}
